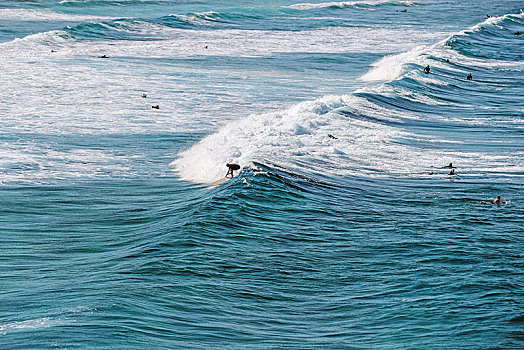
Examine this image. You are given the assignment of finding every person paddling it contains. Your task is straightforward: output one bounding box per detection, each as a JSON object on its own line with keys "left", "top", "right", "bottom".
{"left": 481, "top": 196, "right": 506, "bottom": 205}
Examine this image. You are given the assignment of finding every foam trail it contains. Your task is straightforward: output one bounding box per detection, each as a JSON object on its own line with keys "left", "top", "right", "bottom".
{"left": 0, "top": 317, "right": 59, "bottom": 335}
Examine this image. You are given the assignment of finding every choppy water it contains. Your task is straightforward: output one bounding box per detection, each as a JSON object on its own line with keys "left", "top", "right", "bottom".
{"left": 1, "top": 0, "right": 523, "bottom": 348}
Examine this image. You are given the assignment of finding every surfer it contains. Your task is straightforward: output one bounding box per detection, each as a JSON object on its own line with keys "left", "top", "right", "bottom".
{"left": 514, "top": 31, "right": 521, "bottom": 36}
{"left": 467, "top": 73, "right": 472, "bottom": 80}
{"left": 142, "top": 94, "right": 147, "bottom": 98}
{"left": 448, "top": 169, "right": 455, "bottom": 175}
{"left": 481, "top": 196, "right": 506, "bottom": 205}
{"left": 328, "top": 134, "right": 338, "bottom": 139}
{"left": 99, "top": 55, "right": 108, "bottom": 58}
{"left": 226, "top": 163, "right": 241, "bottom": 178}
{"left": 442, "top": 163, "right": 455, "bottom": 168}
{"left": 424, "top": 65, "right": 430, "bottom": 74}
{"left": 152, "top": 105, "right": 159, "bottom": 109}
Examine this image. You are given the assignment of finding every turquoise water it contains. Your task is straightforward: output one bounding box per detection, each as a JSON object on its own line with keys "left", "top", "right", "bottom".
{"left": 1, "top": 0, "right": 523, "bottom": 348}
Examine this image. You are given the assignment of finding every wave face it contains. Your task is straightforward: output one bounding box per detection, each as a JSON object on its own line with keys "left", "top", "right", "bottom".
{"left": 1, "top": 1, "right": 523, "bottom": 349}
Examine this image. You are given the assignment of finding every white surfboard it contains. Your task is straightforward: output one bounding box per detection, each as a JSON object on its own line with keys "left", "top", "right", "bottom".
{"left": 211, "top": 177, "right": 230, "bottom": 186}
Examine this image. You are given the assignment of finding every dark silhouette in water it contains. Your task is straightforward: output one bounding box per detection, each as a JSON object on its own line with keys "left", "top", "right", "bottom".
{"left": 225, "top": 163, "right": 240, "bottom": 178}
{"left": 510, "top": 315, "right": 524, "bottom": 323}
{"left": 99, "top": 55, "right": 108, "bottom": 58}
{"left": 467, "top": 73, "right": 472, "bottom": 80}
{"left": 142, "top": 94, "right": 147, "bottom": 98}
{"left": 442, "top": 163, "right": 455, "bottom": 168}
{"left": 514, "top": 31, "right": 521, "bottom": 35}
{"left": 424, "top": 65, "right": 430, "bottom": 74}
{"left": 328, "top": 134, "right": 338, "bottom": 139}
{"left": 152, "top": 105, "right": 159, "bottom": 109}
{"left": 448, "top": 169, "right": 455, "bottom": 175}
{"left": 481, "top": 196, "right": 507, "bottom": 205}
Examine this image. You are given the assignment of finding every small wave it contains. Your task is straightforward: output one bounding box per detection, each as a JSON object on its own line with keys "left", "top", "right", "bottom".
{"left": 164, "top": 11, "right": 226, "bottom": 28}
{"left": 65, "top": 19, "right": 167, "bottom": 40}
{"left": 0, "top": 30, "right": 75, "bottom": 50}
{"left": 285, "top": 0, "right": 414, "bottom": 11}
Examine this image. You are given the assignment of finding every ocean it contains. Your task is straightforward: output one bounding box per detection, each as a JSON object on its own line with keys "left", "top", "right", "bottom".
{"left": 0, "top": 0, "right": 523, "bottom": 348}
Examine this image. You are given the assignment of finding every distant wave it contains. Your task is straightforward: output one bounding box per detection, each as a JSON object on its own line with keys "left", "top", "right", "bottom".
{"left": 362, "top": 11, "right": 524, "bottom": 82}
{"left": 0, "top": 8, "right": 113, "bottom": 22}
{"left": 58, "top": 0, "right": 163, "bottom": 6}
{"left": 285, "top": 0, "right": 415, "bottom": 10}
{"left": 0, "top": 30, "right": 75, "bottom": 50}
{"left": 163, "top": 11, "right": 227, "bottom": 28}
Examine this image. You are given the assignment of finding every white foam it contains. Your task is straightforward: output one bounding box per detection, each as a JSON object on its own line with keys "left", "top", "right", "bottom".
{"left": 286, "top": 0, "right": 414, "bottom": 10}
{"left": 0, "top": 317, "right": 59, "bottom": 335}
{"left": 0, "top": 8, "right": 113, "bottom": 22}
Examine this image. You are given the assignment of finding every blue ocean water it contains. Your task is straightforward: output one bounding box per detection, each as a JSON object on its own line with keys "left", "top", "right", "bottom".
{"left": 1, "top": 0, "right": 523, "bottom": 348}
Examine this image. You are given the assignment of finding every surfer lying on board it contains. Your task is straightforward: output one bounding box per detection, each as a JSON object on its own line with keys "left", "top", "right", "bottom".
{"left": 226, "top": 163, "right": 241, "bottom": 178}
{"left": 481, "top": 196, "right": 507, "bottom": 205}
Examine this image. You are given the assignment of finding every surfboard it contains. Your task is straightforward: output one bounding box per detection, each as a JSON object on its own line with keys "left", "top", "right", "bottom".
{"left": 211, "top": 177, "right": 230, "bottom": 186}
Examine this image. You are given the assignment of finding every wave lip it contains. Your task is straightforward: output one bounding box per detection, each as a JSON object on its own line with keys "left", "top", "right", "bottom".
{"left": 285, "top": 0, "right": 414, "bottom": 10}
